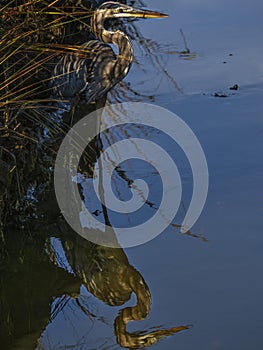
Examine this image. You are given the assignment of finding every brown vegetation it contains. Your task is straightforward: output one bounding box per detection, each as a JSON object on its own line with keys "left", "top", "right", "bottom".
{"left": 0, "top": 0, "right": 96, "bottom": 225}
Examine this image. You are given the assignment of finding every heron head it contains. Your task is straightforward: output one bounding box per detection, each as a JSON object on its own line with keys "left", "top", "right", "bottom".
{"left": 98, "top": 1, "right": 168, "bottom": 19}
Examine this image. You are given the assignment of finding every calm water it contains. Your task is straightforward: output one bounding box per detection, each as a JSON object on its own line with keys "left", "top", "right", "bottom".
{"left": 1, "top": 0, "right": 263, "bottom": 349}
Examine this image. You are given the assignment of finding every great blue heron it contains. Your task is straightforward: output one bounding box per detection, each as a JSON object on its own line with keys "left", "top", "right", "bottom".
{"left": 51, "top": 1, "right": 168, "bottom": 103}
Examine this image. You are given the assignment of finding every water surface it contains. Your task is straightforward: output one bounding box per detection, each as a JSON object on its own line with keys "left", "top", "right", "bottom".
{"left": 1, "top": 0, "right": 263, "bottom": 349}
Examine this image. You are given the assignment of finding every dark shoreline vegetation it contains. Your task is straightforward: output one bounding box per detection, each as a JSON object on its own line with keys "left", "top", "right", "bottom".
{"left": 0, "top": 0, "right": 98, "bottom": 227}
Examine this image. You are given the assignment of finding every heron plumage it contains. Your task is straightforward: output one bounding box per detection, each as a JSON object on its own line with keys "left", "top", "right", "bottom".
{"left": 51, "top": 2, "right": 167, "bottom": 103}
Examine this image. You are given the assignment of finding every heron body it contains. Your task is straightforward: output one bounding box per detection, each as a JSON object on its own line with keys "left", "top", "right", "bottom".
{"left": 52, "top": 40, "right": 122, "bottom": 102}
{"left": 51, "top": 2, "right": 167, "bottom": 103}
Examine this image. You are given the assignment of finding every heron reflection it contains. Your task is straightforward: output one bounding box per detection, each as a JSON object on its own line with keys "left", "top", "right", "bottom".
{"left": 46, "top": 229, "right": 190, "bottom": 349}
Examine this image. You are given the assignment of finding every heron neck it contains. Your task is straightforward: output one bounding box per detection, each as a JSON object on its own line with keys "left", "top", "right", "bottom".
{"left": 111, "top": 30, "right": 133, "bottom": 78}
{"left": 91, "top": 16, "right": 133, "bottom": 80}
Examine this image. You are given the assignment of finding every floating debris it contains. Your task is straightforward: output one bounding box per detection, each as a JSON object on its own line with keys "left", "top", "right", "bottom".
{"left": 229, "top": 84, "right": 239, "bottom": 90}
{"left": 213, "top": 92, "right": 229, "bottom": 98}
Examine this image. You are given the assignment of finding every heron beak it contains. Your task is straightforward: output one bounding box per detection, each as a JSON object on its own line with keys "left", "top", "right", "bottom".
{"left": 113, "top": 8, "right": 168, "bottom": 19}
{"left": 129, "top": 8, "right": 168, "bottom": 19}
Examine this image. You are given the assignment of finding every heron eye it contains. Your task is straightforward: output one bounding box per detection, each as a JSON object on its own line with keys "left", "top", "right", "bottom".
{"left": 118, "top": 8, "right": 124, "bottom": 13}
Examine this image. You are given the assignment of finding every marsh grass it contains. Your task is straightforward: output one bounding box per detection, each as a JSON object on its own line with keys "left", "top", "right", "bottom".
{"left": 0, "top": 0, "right": 96, "bottom": 224}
